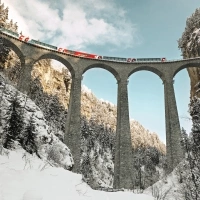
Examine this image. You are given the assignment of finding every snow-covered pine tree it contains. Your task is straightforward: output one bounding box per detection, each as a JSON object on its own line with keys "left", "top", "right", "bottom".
{"left": 177, "top": 7, "right": 200, "bottom": 198}
{"left": 178, "top": 8, "right": 200, "bottom": 58}
{"left": 20, "top": 114, "right": 37, "bottom": 154}
{"left": 189, "top": 98, "right": 200, "bottom": 194}
{"left": 3, "top": 95, "right": 24, "bottom": 149}
{"left": 178, "top": 104, "right": 200, "bottom": 199}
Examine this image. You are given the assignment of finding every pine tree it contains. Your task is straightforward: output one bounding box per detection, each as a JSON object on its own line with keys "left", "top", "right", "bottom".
{"left": 20, "top": 114, "right": 37, "bottom": 154}
{"left": 178, "top": 8, "right": 200, "bottom": 58}
{"left": 178, "top": 100, "right": 200, "bottom": 200}
{"left": 3, "top": 97, "right": 24, "bottom": 149}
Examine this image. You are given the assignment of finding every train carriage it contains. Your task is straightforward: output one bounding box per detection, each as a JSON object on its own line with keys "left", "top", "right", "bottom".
{"left": 0, "top": 27, "right": 19, "bottom": 38}
{"left": 102, "top": 56, "right": 128, "bottom": 62}
{"left": 135, "top": 58, "right": 166, "bottom": 62}
{"left": 29, "top": 39, "right": 57, "bottom": 50}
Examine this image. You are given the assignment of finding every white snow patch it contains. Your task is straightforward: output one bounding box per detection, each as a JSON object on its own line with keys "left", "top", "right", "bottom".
{"left": 144, "top": 167, "right": 181, "bottom": 199}
{"left": 0, "top": 150, "right": 154, "bottom": 200}
{"left": 99, "top": 98, "right": 114, "bottom": 106}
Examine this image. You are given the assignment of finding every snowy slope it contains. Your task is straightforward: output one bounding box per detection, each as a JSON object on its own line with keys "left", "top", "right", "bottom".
{"left": 144, "top": 173, "right": 180, "bottom": 200}
{"left": 0, "top": 149, "right": 154, "bottom": 200}
{"left": 0, "top": 76, "right": 74, "bottom": 170}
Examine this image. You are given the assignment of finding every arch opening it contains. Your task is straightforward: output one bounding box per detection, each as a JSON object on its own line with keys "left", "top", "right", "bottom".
{"left": 173, "top": 62, "right": 200, "bottom": 78}
{"left": 83, "top": 63, "right": 120, "bottom": 82}
{"left": 81, "top": 67, "right": 117, "bottom": 188}
{"left": 30, "top": 59, "right": 72, "bottom": 136}
{"left": 128, "top": 66, "right": 164, "bottom": 82}
{"left": 128, "top": 70, "right": 166, "bottom": 189}
{"left": 35, "top": 53, "right": 75, "bottom": 78}
{"left": 174, "top": 68, "right": 193, "bottom": 135}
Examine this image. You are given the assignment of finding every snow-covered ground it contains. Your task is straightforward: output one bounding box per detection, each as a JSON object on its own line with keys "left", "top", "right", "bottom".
{"left": 0, "top": 149, "right": 154, "bottom": 200}
{"left": 144, "top": 165, "right": 182, "bottom": 200}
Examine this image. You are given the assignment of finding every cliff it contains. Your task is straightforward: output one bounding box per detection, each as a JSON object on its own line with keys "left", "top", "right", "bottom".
{"left": 178, "top": 8, "right": 200, "bottom": 98}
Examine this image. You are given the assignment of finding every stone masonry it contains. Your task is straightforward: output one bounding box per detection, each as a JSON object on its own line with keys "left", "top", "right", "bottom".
{"left": 1, "top": 31, "right": 200, "bottom": 189}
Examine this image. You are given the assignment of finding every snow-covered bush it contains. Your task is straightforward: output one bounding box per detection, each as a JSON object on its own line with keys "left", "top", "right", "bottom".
{"left": 44, "top": 142, "right": 73, "bottom": 170}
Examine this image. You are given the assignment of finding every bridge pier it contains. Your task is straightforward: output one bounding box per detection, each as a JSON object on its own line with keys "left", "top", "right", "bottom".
{"left": 114, "top": 78, "right": 134, "bottom": 189}
{"left": 17, "top": 57, "right": 34, "bottom": 94}
{"left": 64, "top": 72, "right": 82, "bottom": 173}
{"left": 164, "top": 78, "right": 184, "bottom": 172}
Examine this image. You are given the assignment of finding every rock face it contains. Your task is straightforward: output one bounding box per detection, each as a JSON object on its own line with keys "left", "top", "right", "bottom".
{"left": 187, "top": 67, "right": 200, "bottom": 98}
{"left": 182, "top": 28, "right": 200, "bottom": 98}
{"left": 31, "top": 60, "right": 71, "bottom": 110}
{"left": 178, "top": 8, "right": 200, "bottom": 98}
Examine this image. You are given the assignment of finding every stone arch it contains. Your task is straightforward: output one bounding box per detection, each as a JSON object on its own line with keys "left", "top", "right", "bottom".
{"left": 0, "top": 36, "right": 25, "bottom": 65}
{"left": 83, "top": 63, "right": 120, "bottom": 82}
{"left": 173, "top": 62, "right": 200, "bottom": 78}
{"left": 34, "top": 53, "right": 75, "bottom": 77}
{"left": 128, "top": 65, "right": 165, "bottom": 81}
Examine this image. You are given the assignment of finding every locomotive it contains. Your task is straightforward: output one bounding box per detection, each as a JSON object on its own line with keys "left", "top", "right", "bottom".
{"left": 0, "top": 27, "right": 166, "bottom": 62}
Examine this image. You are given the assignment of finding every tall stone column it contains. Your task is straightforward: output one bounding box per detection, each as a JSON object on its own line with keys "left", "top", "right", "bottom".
{"left": 164, "top": 78, "right": 184, "bottom": 172}
{"left": 114, "top": 78, "right": 134, "bottom": 189}
{"left": 17, "top": 57, "right": 35, "bottom": 94}
{"left": 64, "top": 72, "right": 82, "bottom": 173}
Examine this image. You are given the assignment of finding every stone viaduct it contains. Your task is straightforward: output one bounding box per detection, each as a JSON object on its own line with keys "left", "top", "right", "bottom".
{"left": 1, "top": 31, "right": 200, "bottom": 189}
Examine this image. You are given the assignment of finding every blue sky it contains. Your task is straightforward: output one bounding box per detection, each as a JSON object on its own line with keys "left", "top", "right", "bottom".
{"left": 3, "top": 0, "right": 200, "bottom": 143}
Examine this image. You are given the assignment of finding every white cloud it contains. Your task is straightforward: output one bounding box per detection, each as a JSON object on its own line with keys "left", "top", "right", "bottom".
{"left": 2, "top": 0, "right": 140, "bottom": 50}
